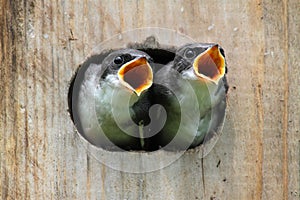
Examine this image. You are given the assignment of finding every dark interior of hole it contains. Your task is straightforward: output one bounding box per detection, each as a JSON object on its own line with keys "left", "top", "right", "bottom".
{"left": 138, "top": 48, "right": 176, "bottom": 65}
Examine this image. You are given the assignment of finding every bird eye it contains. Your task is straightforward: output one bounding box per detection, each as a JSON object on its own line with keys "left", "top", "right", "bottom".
{"left": 114, "top": 56, "right": 124, "bottom": 65}
{"left": 184, "top": 49, "right": 195, "bottom": 58}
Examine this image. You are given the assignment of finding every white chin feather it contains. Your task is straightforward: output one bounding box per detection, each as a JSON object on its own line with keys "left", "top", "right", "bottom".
{"left": 106, "top": 74, "right": 122, "bottom": 87}
{"left": 106, "top": 74, "right": 135, "bottom": 95}
{"left": 182, "top": 68, "right": 198, "bottom": 80}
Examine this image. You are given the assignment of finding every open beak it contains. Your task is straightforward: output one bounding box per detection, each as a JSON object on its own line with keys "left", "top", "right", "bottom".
{"left": 118, "top": 57, "right": 153, "bottom": 96}
{"left": 193, "top": 45, "right": 225, "bottom": 84}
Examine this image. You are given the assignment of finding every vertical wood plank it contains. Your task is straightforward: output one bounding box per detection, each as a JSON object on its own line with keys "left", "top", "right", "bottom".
{"left": 287, "top": 0, "right": 300, "bottom": 199}
{"left": 261, "top": 0, "right": 295, "bottom": 199}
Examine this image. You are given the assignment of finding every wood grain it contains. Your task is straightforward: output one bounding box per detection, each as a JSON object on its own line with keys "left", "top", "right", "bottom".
{"left": 0, "top": 0, "right": 299, "bottom": 199}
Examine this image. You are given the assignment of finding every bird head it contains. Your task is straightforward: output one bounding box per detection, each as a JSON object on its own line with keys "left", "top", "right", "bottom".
{"left": 173, "top": 43, "right": 226, "bottom": 84}
{"left": 102, "top": 49, "right": 154, "bottom": 96}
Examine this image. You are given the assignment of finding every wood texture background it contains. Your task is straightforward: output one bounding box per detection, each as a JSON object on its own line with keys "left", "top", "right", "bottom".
{"left": 0, "top": 0, "right": 299, "bottom": 199}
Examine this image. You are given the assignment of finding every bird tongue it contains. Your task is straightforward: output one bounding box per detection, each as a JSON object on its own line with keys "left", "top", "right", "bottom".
{"left": 124, "top": 64, "right": 150, "bottom": 90}
{"left": 118, "top": 57, "right": 153, "bottom": 96}
{"left": 193, "top": 45, "right": 225, "bottom": 84}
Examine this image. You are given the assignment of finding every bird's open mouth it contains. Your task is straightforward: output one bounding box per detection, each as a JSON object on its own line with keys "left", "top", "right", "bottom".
{"left": 118, "top": 57, "right": 153, "bottom": 96}
{"left": 193, "top": 45, "right": 225, "bottom": 84}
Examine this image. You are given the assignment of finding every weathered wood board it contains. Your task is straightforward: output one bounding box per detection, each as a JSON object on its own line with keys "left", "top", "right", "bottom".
{"left": 0, "top": 0, "right": 299, "bottom": 199}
